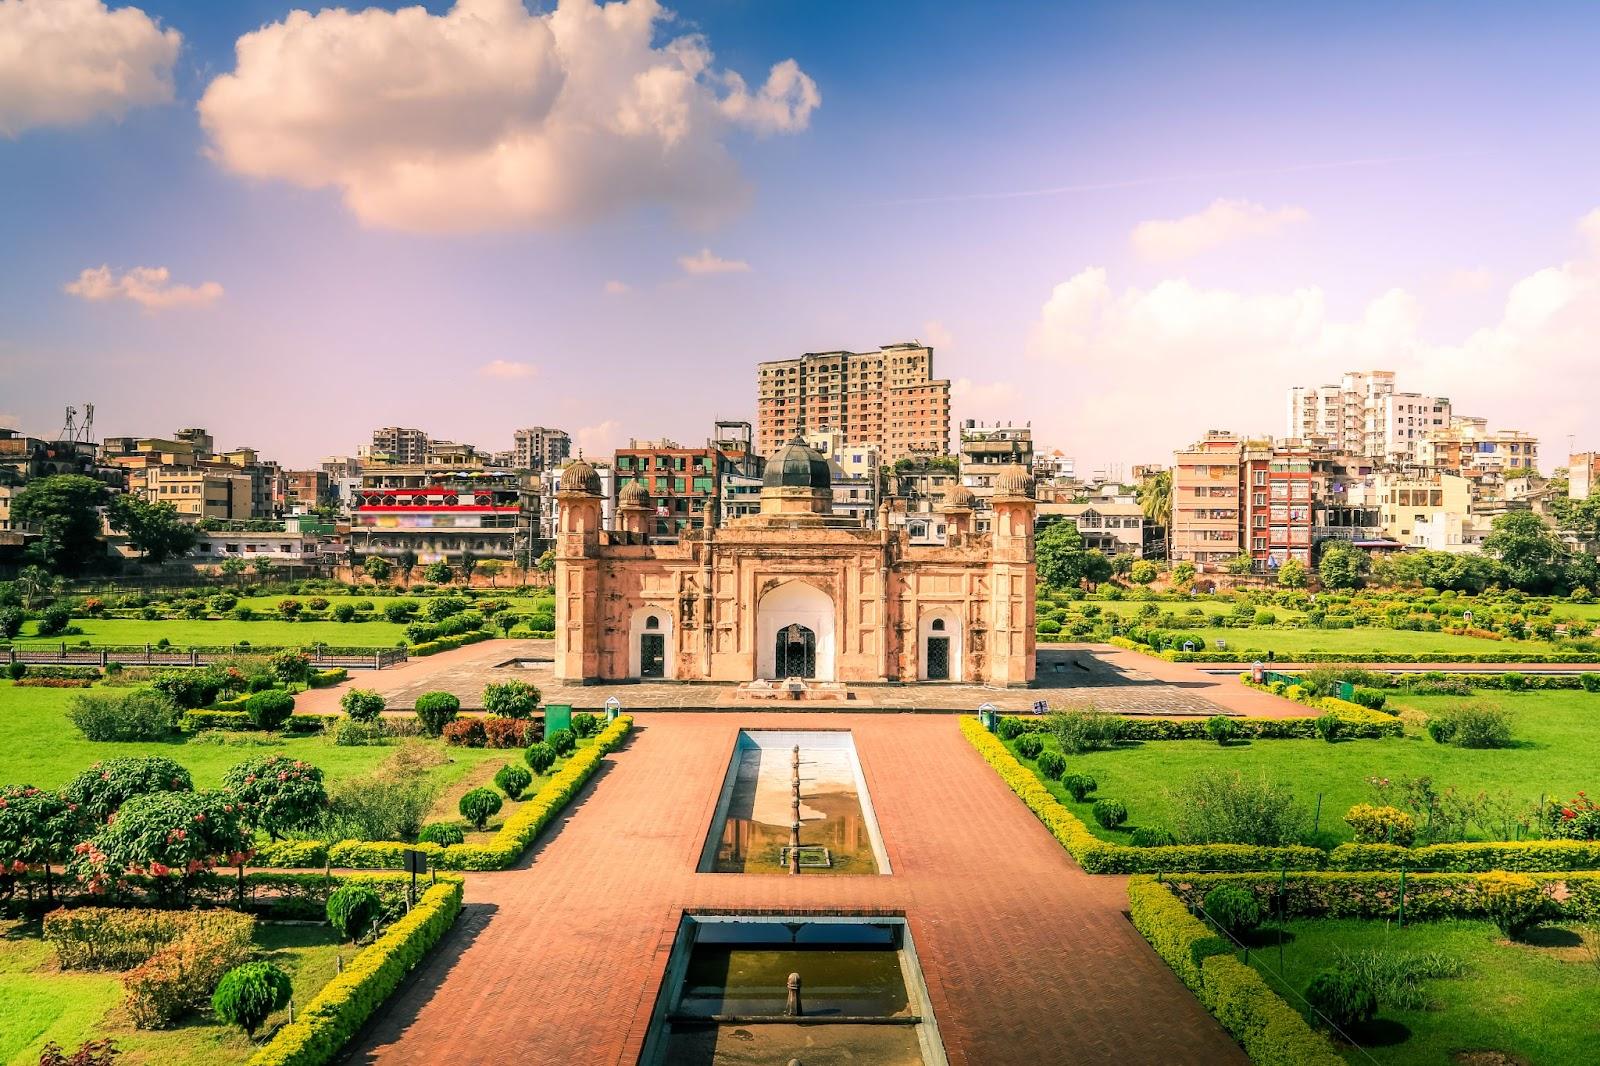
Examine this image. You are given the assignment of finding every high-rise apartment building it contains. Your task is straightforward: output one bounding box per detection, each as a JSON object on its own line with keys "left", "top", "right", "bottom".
{"left": 369, "top": 427, "right": 429, "bottom": 465}
{"left": 1286, "top": 370, "right": 1449, "bottom": 463}
{"left": 756, "top": 342, "right": 951, "bottom": 462}
{"left": 513, "top": 427, "right": 571, "bottom": 472}
{"left": 1419, "top": 418, "right": 1540, "bottom": 477}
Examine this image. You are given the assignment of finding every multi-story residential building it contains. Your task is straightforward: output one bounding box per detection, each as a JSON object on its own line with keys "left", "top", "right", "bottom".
{"left": 512, "top": 427, "right": 571, "bottom": 472}
{"left": 1036, "top": 502, "right": 1145, "bottom": 557}
{"left": 1034, "top": 449, "right": 1076, "bottom": 483}
{"left": 1570, "top": 451, "right": 1600, "bottom": 500}
{"left": 1379, "top": 392, "right": 1453, "bottom": 465}
{"left": 216, "top": 447, "right": 281, "bottom": 520}
{"left": 128, "top": 465, "right": 253, "bottom": 521}
{"left": 1419, "top": 418, "right": 1540, "bottom": 478}
{"left": 351, "top": 464, "right": 534, "bottom": 565}
{"left": 190, "top": 517, "right": 326, "bottom": 564}
{"left": 1372, "top": 471, "right": 1473, "bottom": 546}
{"left": 1240, "top": 440, "right": 1317, "bottom": 570}
{"left": 613, "top": 438, "right": 724, "bottom": 542}
{"left": 283, "top": 469, "right": 331, "bottom": 512}
{"left": 959, "top": 422, "right": 1034, "bottom": 533}
{"left": 368, "top": 427, "right": 429, "bottom": 465}
{"left": 755, "top": 342, "right": 951, "bottom": 462}
{"left": 804, "top": 429, "right": 880, "bottom": 528}
{"left": 886, "top": 456, "right": 960, "bottom": 534}
{"left": 1171, "top": 431, "right": 1244, "bottom": 569}
{"left": 174, "top": 427, "right": 215, "bottom": 459}
{"left": 1287, "top": 371, "right": 1450, "bottom": 463}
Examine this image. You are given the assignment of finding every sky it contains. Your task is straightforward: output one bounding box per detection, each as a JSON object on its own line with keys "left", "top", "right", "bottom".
{"left": 3, "top": 0, "right": 1600, "bottom": 474}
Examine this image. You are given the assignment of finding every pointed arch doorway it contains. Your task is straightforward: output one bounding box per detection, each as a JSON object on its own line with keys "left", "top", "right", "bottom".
{"left": 756, "top": 581, "right": 836, "bottom": 681}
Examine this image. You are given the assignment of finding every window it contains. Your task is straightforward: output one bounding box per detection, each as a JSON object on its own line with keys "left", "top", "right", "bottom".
{"left": 645, "top": 615, "right": 659, "bottom": 630}
{"left": 932, "top": 618, "right": 945, "bottom": 632}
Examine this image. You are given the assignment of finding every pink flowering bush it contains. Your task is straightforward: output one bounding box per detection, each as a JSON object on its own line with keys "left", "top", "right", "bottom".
{"left": 1545, "top": 792, "right": 1600, "bottom": 841}
{"left": 69, "top": 790, "right": 253, "bottom": 893}
{"left": 62, "top": 756, "right": 193, "bottom": 824}
{"left": 222, "top": 755, "right": 328, "bottom": 840}
{"left": 0, "top": 784, "right": 77, "bottom": 874}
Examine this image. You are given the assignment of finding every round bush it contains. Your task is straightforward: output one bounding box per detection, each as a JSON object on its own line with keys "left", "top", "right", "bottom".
{"left": 459, "top": 787, "right": 503, "bottom": 830}
{"left": 413, "top": 691, "right": 461, "bottom": 737}
{"left": 1035, "top": 751, "right": 1066, "bottom": 779}
{"left": 64, "top": 756, "right": 193, "bottom": 822}
{"left": 326, "top": 883, "right": 383, "bottom": 942}
{"left": 417, "top": 822, "right": 465, "bottom": 847}
{"left": 212, "top": 961, "right": 292, "bottom": 1036}
{"left": 571, "top": 712, "right": 601, "bottom": 738}
{"left": 1205, "top": 715, "right": 1238, "bottom": 746}
{"left": 1314, "top": 713, "right": 1341, "bottom": 743}
{"left": 339, "top": 688, "right": 386, "bottom": 722}
{"left": 1129, "top": 826, "right": 1175, "bottom": 848}
{"left": 1014, "top": 734, "right": 1044, "bottom": 759}
{"left": 1304, "top": 968, "right": 1377, "bottom": 1032}
{"left": 493, "top": 763, "right": 533, "bottom": 800}
{"left": 1063, "top": 773, "right": 1098, "bottom": 801}
{"left": 244, "top": 689, "right": 295, "bottom": 731}
{"left": 1202, "top": 884, "right": 1262, "bottom": 939}
{"left": 547, "top": 728, "right": 577, "bottom": 757}
{"left": 1343, "top": 803, "right": 1416, "bottom": 847}
{"left": 332, "top": 603, "right": 355, "bottom": 622}
{"left": 1091, "top": 798, "right": 1128, "bottom": 830}
{"left": 482, "top": 680, "right": 540, "bottom": 719}
{"left": 524, "top": 742, "right": 556, "bottom": 774}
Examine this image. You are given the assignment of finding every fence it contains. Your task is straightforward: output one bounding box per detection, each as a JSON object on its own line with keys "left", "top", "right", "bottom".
{"left": 6, "top": 643, "right": 407, "bottom": 670}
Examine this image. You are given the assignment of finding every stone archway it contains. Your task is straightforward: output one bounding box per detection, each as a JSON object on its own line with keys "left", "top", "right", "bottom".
{"left": 756, "top": 581, "right": 836, "bottom": 681}
{"left": 627, "top": 606, "right": 675, "bottom": 679}
{"left": 918, "top": 608, "right": 963, "bottom": 682}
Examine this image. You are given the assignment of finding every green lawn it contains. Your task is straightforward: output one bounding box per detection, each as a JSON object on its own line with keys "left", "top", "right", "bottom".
{"left": 1244, "top": 917, "right": 1600, "bottom": 1065}
{"left": 1169, "top": 626, "right": 1565, "bottom": 657}
{"left": 0, "top": 683, "right": 503, "bottom": 794}
{"left": 1006, "top": 691, "right": 1600, "bottom": 845}
{"left": 14, "top": 617, "right": 410, "bottom": 649}
{"left": 233, "top": 593, "right": 553, "bottom": 613}
{"left": 0, "top": 918, "right": 344, "bottom": 1066}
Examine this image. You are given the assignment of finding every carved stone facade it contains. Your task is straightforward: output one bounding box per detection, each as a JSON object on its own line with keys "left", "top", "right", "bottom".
{"left": 554, "top": 440, "right": 1035, "bottom": 687}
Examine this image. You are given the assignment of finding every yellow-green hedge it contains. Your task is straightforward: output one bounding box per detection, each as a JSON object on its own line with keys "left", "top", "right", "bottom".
{"left": 409, "top": 631, "right": 491, "bottom": 657}
{"left": 249, "top": 877, "right": 464, "bottom": 1066}
{"left": 314, "top": 716, "right": 633, "bottom": 872}
{"left": 1128, "top": 876, "right": 1345, "bottom": 1066}
{"left": 960, "top": 718, "right": 1325, "bottom": 873}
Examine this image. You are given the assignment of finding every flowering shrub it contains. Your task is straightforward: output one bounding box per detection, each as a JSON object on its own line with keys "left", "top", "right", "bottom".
{"left": 441, "top": 717, "right": 485, "bottom": 748}
{"left": 223, "top": 755, "right": 328, "bottom": 840}
{"left": 0, "top": 784, "right": 77, "bottom": 873}
{"left": 70, "top": 789, "right": 253, "bottom": 891}
{"left": 1546, "top": 792, "right": 1600, "bottom": 841}
{"left": 1343, "top": 804, "right": 1417, "bottom": 847}
{"left": 123, "top": 911, "right": 254, "bottom": 1028}
{"left": 63, "top": 756, "right": 193, "bottom": 823}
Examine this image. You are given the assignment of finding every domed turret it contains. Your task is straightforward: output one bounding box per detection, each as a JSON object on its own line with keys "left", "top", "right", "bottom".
{"left": 618, "top": 479, "right": 650, "bottom": 508}
{"left": 993, "top": 464, "right": 1036, "bottom": 500}
{"left": 762, "top": 437, "right": 832, "bottom": 492}
{"left": 942, "top": 484, "right": 976, "bottom": 511}
{"left": 559, "top": 458, "right": 602, "bottom": 496}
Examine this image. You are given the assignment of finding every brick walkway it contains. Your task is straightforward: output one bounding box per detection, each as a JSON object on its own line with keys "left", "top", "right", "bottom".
{"left": 344, "top": 712, "right": 1244, "bottom": 1065}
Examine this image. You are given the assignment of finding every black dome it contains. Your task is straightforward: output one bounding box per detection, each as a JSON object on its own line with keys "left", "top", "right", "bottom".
{"left": 763, "top": 437, "right": 832, "bottom": 491}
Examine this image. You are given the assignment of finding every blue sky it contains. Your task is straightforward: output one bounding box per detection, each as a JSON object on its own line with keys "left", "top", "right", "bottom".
{"left": 3, "top": 0, "right": 1598, "bottom": 470}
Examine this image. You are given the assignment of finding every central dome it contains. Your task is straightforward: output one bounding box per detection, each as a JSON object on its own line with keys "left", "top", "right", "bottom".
{"left": 762, "top": 436, "right": 832, "bottom": 492}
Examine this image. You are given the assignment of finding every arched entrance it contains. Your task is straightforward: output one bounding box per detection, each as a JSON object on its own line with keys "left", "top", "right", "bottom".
{"left": 756, "top": 581, "right": 835, "bottom": 681}
{"left": 918, "top": 609, "right": 963, "bottom": 682}
{"left": 628, "top": 607, "right": 674, "bottom": 679}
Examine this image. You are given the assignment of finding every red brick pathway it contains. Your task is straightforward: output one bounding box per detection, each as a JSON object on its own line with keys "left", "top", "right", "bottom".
{"left": 345, "top": 712, "right": 1244, "bottom": 1065}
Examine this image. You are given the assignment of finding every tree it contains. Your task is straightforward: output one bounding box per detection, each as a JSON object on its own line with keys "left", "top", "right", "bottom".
{"left": 15, "top": 565, "right": 56, "bottom": 609}
{"left": 1483, "top": 511, "right": 1568, "bottom": 593}
{"left": 69, "top": 789, "right": 253, "bottom": 888}
{"left": 1276, "top": 559, "right": 1308, "bottom": 588}
{"left": 397, "top": 548, "right": 418, "bottom": 581}
{"left": 1172, "top": 561, "right": 1196, "bottom": 584}
{"left": 476, "top": 559, "right": 504, "bottom": 587}
{"left": 362, "top": 555, "right": 392, "bottom": 582}
{"left": 1223, "top": 553, "right": 1255, "bottom": 577}
{"left": 251, "top": 556, "right": 274, "bottom": 577}
{"left": 223, "top": 755, "right": 328, "bottom": 840}
{"left": 1137, "top": 470, "right": 1172, "bottom": 558}
{"left": 1110, "top": 553, "right": 1135, "bottom": 577}
{"left": 106, "top": 494, "right": 197, "bottom": 565}
{"left": 423, "top": 561, "right": 453, "bottom": 584}
{"left": 63, "top": 756, "right": 194, "bottom": 824}
{"left": 1128, "top": 559, "right": 1159, "bottom": 585}
{"left": 536, "top": 549, "right": 555, "bottom": 574}
{"left": 460, "top": 550, "right": 478, "bottom": 584}
{"left": 1552, "top": 493, "right": 1600, "bottom": 546}
{"left": 219, "top": 556, "right": 248, "bottom": 586}
{"left": 10, "top": 475, "right": 109, "bottom": 574}
{"left": 1035, "top": 522, "right": 1112, "bottom": 589}
{"left": 1316, "top": 539, "right": 1368, "bottom": 590}
{"left": 0, "top": 784, "right": 78, "bottom": 891}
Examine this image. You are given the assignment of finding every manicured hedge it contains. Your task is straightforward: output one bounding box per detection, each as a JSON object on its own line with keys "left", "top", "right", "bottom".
{"left": 961, "top": 718, "right": 1325, "bottom": 873}
{"left": 1128, "top": 877, "right": 1345, "bottom": 1066}
{"left": 1108, "top": 634, "right": 1600, "bottom": 664}
{"left": 998, "top": 706, "right": 1401, "bottom": 742}
{"left": 298, "top": 716, "right": 633, "bottom": 872}
{"left": 248, "top": 877, "right": 463, "bottom": 1066}
{"left": 308, "top": 668, "right": 349, "bottom": 688}
{"left": 1327, "top": 840, "right": 1600, "bottom": 873}
{"left": 253, "top": 839, "right": 331, "bottom": 868}
{"left": 181, "top": 710, "right": 330, "bottom": 734}
{"left": 410, "top": 631, "right": 491, "bottom": 657}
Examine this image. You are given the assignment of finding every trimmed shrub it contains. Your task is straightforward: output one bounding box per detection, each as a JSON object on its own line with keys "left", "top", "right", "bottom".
{"left": 547, "top": 727, "right": 576, "bottom": 757}
{"left": 1035, "top": 751, "right": 1066, "bottom": 779}
{"left": 482, "top": 717, "right": 528, "bottom": 749}
{"left": 244, "top": 689, "right": 296, "bottom": 731}
{"left": 1313, "top": 713, "right": 1341, "bottom": 742}
{"left": 339, "top": 689, "right": 386, "bottom": 722}
{"left": 482, "top": 680, "right": 540, "bottom": 719}
{"left": 493, "top": 763, "right": 533, "bottom": 800}
{"left": 1343, "top": 804, "right": 1416, "bottom": 847}
{"left": 1063, "top": 773, "right": 1098, "bottom": 801}
{"left": 1093, "top": 798, "right": 1128, "bottom": 830}
{"left": 1202, "top": 884, "right": 1262, "bottom": 940}
{"left": 1205, "top": 715, "right": 1237, "bottom": 746}
{"left": 1349, "top": 687, "right": 1388, "bottom": 711}
{"left": 332, "top": 603, "right": 355, "bottom": 622}
{"left": 1013, "top": 734, "right": 1044, "bottom": 759}
{"left": 570, "top": 712, "right": 601, "bottom": 738}
{"left": 326, "top": 883, "right": 383, "bottom": 942}
{"left": 1130, "top": 826, "right": 1176, "bottom": 848}
{"left": 441, "top": 717, "right": 486, "bottom": 747}
{"left": 459, "top": 787, "right": 503, "bottom": 830}
{"left": 413, "top": 691, "right": 460, "bottom": 736}
{"left": 417, "top": 822, "right": 465, "bottom": 847}
{"left": 1478, "top": 871, "right": 1548, "bottom": 937}
{"left": 995, "top": 716, "right": 1026, "bottom": 740}
{"left": 212, "top": 961, "right": 292, "bottom": 1036}
{"left": 67, "top": 689, "right": 179, "bottom": 742}
{"left": 1304, "top": 969, "right": 1377, "bottom": 1032}
{"left": 523, "top": 742, "right": 556, "bottom": 774}
{"left": 1425, "top": 715, "right": 1458, "bottom": 744}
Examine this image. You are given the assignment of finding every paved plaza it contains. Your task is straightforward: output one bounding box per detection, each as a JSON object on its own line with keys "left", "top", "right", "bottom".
{"left": 344, "top": 711, "right": 1246, "bottom": 1065}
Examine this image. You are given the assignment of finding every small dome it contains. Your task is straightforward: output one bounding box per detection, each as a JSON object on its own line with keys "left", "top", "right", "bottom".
{"left": 559, "top": 459, "right": 602, "bottom": 496}
{"left": 762, "top": 436, "right": 832, "bottom": 492}
{"left": 993, "top": 464, "right": 1036, "bottom": 499}
{"left": 619, "top": 480, "right": 650, "bottom": 507}
{"left": 943, "top": 484, "right": 976, "bottom": 510}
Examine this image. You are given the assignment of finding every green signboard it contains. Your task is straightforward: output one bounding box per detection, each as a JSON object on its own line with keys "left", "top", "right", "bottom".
{"left": 544, "top": 703, "right": 572, "bottom": 734}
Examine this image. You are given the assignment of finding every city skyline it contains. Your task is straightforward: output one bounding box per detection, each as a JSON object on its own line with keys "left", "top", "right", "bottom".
{"left": 4, "top": 0, "right": 1600, "bottom": 469}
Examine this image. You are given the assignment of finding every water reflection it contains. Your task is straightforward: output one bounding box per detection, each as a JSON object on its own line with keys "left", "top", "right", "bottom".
{"left": 713, "top": 745, "right": 877, "bottom": 874}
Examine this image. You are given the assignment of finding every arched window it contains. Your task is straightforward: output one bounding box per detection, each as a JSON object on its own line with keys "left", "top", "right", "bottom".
{"left": 931, "top": 618, "right": 945, "bottom": 632}
{"left": 645, "top": 615, "right": 659, "bottom": 630}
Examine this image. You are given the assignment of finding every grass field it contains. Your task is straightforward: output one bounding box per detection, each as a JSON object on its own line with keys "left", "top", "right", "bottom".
{"left": 1243, "top": 917, "right": 1600, "bottom": 1065}
{"left": 1166, "top": 626, "right": 1567, "bottom": 657}
{"left": 13, "top": 617, "right": 410, "bottom": 648}
{"left": 232, "top": 593, "right": 554, "bottom": 613}
{"left": 0, "top": 918, "right": 343, "bottom": 1066}
{"left": 0, "top": 683, "right": 504, "bottom": 798}
{"left": 1005, "top": 691, "right": 1600, "bottom": 845}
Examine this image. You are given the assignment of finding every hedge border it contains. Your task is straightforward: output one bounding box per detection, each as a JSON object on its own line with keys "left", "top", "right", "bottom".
{"left": 1128, "top": 876, "right": 1345, "bottom": 1066}
{"left": 1108, "top": 635, "right": 1600, "bottom": 665}
{"left": 260, "top": 716, "right": 633, "bottom": 872}
{"left": 409, "top": 631, "right": 491, "bottom": 657}
{"left": 249, "top": 876, "right": 464, "bottom": 1066}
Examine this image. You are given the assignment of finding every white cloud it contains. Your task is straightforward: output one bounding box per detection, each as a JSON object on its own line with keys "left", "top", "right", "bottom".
{"left": 922, "top": 320, "right": 954, "bottom": 350}
{"left": 479, "top": 359, "right": 536, "bottom": 379}
{"left": 197, "top": 0, "right": 820, "bottom": 233}
{"left": 679, "top": 248, "right": 750, "bottom": 275}
{"left": 1027, "top": 208, "right": 1600, "bottom": 469}
{"left": 604, "top": 279, "right": 630, "bottom": 295}
{"left": 64, "top": 265, "right": 223, "bottom": 311}
{"left": 1130, "top": 198, "right": 1309, "bottom": 262}
{"left": 1443, "top": 267, "right": 1494, "bottom": 294}
{"left": 951, "top": 377, "right": 1020, "bottom": 424}
{"left": 575, "top": 418, "right": 622, "bottom": 458}
{"left": 0, "top": 0, "right": 180, "bottom": 137}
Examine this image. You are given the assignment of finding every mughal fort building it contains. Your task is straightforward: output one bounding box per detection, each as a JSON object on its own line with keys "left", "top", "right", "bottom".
{"left": 553, "top": 437, "right": 1036, "bottom": 686}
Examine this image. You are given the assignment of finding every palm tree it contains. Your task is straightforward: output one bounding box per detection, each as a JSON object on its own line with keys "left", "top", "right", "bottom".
{"left": 16, "top": 565, "right": 50, "bottom": 609}
{"left": 1137, "top": 470, "right": 1172, "bottom": 558}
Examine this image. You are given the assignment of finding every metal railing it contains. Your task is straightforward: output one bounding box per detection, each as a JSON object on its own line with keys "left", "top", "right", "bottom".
{"left": 6, "top": 643, "right": 407, "bottom": 670}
